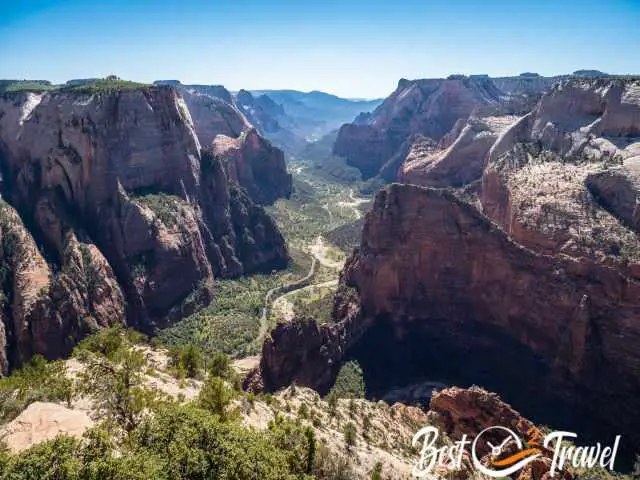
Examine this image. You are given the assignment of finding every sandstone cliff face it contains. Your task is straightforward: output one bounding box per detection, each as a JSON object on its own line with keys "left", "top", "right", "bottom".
{"left": 176, "top": 87, "right": 292, "bottom": 203}
{"left": 481, "top": 78, "right": 640, "bottom": 269}
{"left": 260, "top": 183, "right": 640, "bottom": 450}
{"left": 400, "top": 115, "right": 517, "bottom": 187}
{"left": 0, "top": 86, "right": 289, "bottom": 371}
{"left": 212, "top": 128, "right": 292, "bottom": 204}
{"left": 333, "top": 77, "right": 506, "bottom": 180}
{"left": 180, "top": 88, "right": 249, "bottom": 147}
{"left": 0, "top": 201, "right": 125, "bottom": 375}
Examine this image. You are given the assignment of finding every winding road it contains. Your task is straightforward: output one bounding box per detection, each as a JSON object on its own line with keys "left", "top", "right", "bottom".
{"left": 253, "top": 190, "right": 368, "bottom": 349}
{"left": 255, "top": 235, "right": 345, "bottom": 346}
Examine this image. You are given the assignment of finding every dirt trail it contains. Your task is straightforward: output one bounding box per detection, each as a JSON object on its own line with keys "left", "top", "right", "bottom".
{"left": 336, "top": 188, "right": 368, "bottom": 220}
{"left": 255, "top": 235, "right": 344, "bottom": 346}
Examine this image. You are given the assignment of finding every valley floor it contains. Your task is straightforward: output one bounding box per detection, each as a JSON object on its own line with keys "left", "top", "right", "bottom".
{"left": 157, "top": 158, "right": 370, "bottom": 364}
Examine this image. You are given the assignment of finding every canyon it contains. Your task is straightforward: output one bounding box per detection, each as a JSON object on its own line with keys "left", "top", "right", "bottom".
{"left": 0, "top": 82, "right": 291, "bottom": 373}
{"left": 258, "top": 75, "right": 640, "bottom": 463}
{"left": 1, "top": 71, "right": 639, "bottom": 478}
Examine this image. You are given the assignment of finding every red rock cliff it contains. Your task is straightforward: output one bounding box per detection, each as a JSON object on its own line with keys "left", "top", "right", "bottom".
{"left": 0, "top": 85, "right": 289, "bottom": 372}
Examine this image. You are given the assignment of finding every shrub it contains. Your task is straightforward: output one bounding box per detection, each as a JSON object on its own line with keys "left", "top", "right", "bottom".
{"left": 327, "top": 391, "right": 338, "bottom": 418}
{"left": 313, "top": 442, "right": 354, "bottom": 479}
{"left": 371, "top": 461, "right": 383, "bottom": 480}
{"left": 167, "top": 345, "right": 203, "bottom": 379}
{"left": 2, "top": 402, "right": 310, "bottom": 480}
{"left": 76, "top": 342, "right": 156, "bottom": 435}
{"left": 207, "top": 351, "right": 232, "bottom": 380}
{"left": 343, "top": 422, "right": 357, "bottom": 452}
{"left": 0, "top": 355, "right": 73, "bottom": 424}
{"left": 197, "top": 377, "right": 235, "bottom": 421}
{"left": 267, "top": 415, "right": 316, "bottom": 475}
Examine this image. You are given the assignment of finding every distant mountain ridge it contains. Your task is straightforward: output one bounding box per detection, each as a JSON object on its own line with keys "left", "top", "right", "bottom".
{"left": 153, "top": 81, "right": 381, "bottom": 155}
{"left": 331, "top": 70, "right": 630, "bottom": 183}
{"left": 250, "top": 89, "right": 382, "bottom": 143}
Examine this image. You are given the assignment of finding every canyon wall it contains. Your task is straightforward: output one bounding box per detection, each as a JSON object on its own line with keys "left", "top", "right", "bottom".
{"left": 260, "top": 77, "right": 640, "bottom": 453}
{"left": 0, "top": 85, "right": 290, "bottom": 372}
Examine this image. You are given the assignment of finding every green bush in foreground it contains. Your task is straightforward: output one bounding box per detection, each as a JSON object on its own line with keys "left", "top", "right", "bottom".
{"left": 0, "top": 355, "right": 73, "bottom": 424}
{"left": 0, "top": 326, "right": 362, "bottom": 480}
{"left": 0, "top": 405, "right": 315, "bottom": 480}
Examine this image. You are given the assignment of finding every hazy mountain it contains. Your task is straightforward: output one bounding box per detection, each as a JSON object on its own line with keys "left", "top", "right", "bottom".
{"left": 250, "top": 89, "right": 382, "bottom": 142}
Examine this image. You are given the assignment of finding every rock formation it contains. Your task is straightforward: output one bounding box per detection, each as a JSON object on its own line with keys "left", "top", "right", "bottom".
{"left": 234, "top": 89, "right": 308, "bottom": 154}
{"left": 333, "top": 76, "right": 509, "bottom": 180}
{"left": 481, "top": 78, "right": 640, "bottom": 269}
{"left": 259, "top": 77, "right": 640, "bottom": 463}
{"left": 0, "top": 84, "right": 289, "bottom": 372}
{"left": 430, "top": 386, "right": 573, "bottom": 480}
{"left": 166, "top": 85, "right": 293, "bottom": 203}
{"left": 260, "top": 183, "right": 640, "bottom": 449}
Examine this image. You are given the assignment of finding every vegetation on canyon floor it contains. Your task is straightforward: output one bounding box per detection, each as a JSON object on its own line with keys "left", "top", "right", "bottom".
{"left": 156, "top": 160, "right": 367, "bottom": 358}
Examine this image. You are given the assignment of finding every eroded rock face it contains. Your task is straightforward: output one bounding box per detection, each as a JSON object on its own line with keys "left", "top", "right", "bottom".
{"left": 430, "top": 386, "right": 573, "bottom": 480}
{"left": 260, "top": 183, "right": 640, "bottom": 451}
{"left": 430, "top": 386, "right": 535, "bottom": 447}
{"left": 481, "top": 78, "right": 640, "bottom": 269}
{"left": 0, "top": 201, "right": 125, "bottom": 373}
{"left": 212, "top": 128, "right": 292, "bottom": 204}
{"left": 400, "top": 116, "right": 518, "bottom": 187}
{"left": 176, "top": 87, "right": 292, "bottom": 204}
{"left": 0, "top": 86, "right": 289, "bottom": 371}
{"left": 181, "top": 88, "right": 249, "bottom": 146}
{"left": 333, "top": 77, "right": 507, "bottom": 180}
{"left": 585, "top": 155, "right": 640, "bottom": 233}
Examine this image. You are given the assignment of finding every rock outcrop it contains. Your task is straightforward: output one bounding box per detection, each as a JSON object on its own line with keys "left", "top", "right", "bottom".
{"left": 0, "top": 85, "right": 289, "bottom": 372}
{"left": 586, "top": 155, "right": 640, "bottom": 233}
{"left": 400, "top": 115, "right": 518, "bottom": 187}
{"left": 430, "top": 386, "right": 573, "bottom": 480}
{"left": 212, "top": 128, "right": 291, "bottom": 204}
{"left": 173, "top": 86, "right": 292, "bottom": 203}
{"left": 333, "top": 76, "right": 509, "bottom": 180}
{"left": 259, "top": 183, "right": 640, "bottom": 453}
{"left": 481, "top": 78, "right": 640, "bottom": 269}
{"left": 0, "top": 402, "right": 94, "bottom": 453}
{"left": 180, "top": 88, "right": 249, "bottom": 146}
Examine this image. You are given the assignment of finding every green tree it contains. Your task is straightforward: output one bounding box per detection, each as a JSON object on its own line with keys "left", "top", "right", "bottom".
{"left": 305, "top": 428, "right": 316, "bottom": 475}
{"left": 207, "top": 350, "right": 232, "bottom": 379}
{"left": 267, "top": 415, "right": 316, "bottom": 476}
{"left": 327, "top": 391, "right": 338, "bottom": 418}
{"left": 132, "top": 403, "right": 300, "bottom": 479}
{"left": 371, "top": 461, "right": 383, "bottom": 480}
{"left": 329, "top": 361, "right": 366, "bottom": 399}
{"left": 76, "top": 344, "right": 156, "bottom": 434}
{"left": 197, "top": 377, "right": 234, "bottom": 421}
{"left": 0, "top": 355, "right": 73, "bottom": 423}
{"left": 0, "top": 435, "right": 82, "bottom": 480}
{"left": 344, "top": 422, "right": 357, "bottom": 453}
{"left": 168, "top": 345, "right": 203, "bottom": 379}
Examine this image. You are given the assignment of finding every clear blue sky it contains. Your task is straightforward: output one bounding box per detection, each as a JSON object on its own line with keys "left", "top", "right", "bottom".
{"left": 1, "top": 0, "right": 639, "bottom": 98}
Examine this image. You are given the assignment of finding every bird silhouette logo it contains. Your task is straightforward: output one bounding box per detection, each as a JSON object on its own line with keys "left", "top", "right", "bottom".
{"left": 471, "top": 426, "right": 542, "bottom": 478}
